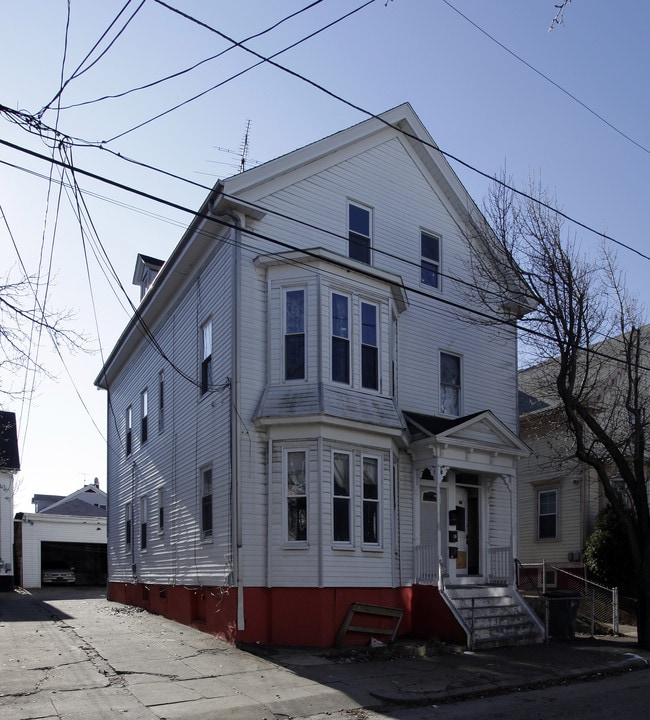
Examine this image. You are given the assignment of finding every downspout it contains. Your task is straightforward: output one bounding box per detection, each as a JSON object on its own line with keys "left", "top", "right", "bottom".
{"left": 211, "top": 206, "right": 244, "bottom": 630}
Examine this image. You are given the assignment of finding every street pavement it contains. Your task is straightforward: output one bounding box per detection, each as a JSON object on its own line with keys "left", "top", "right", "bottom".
{"left": 1, "top": 586, "right": 648, "bottom": 720}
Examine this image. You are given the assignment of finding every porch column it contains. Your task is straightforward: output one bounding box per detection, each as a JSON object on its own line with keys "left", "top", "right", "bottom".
{"left": 435, "top": 464, "right": 449, "bottom": 591}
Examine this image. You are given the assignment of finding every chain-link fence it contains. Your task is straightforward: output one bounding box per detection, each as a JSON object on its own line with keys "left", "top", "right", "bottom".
{"left": 516, "top": 561, "right": 619, "bottom": 636}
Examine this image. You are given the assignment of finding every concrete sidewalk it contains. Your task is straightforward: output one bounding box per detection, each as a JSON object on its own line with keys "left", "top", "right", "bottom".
{"left": 1, "top": 587, "right": 648, "bottom": 720}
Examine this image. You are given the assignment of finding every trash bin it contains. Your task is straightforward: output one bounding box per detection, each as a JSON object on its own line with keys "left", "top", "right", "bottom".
{"left": 545, "top": 590, "right": 581, "bottom": 640}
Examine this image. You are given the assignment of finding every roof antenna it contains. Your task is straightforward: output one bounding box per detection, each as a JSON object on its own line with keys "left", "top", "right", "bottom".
{"left": 239, "top": 119, "right": 251, "bottom": 173}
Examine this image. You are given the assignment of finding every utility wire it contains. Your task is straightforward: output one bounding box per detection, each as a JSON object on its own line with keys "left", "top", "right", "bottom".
{"left": 441, "top": 0, "right": 650, "bottom": 156}
{"left": 2, "top": 136, "right": 648, "bottom": 377}
{"left": 39, "top": 0, "right": 147, "bottom": 115}
{"left": 147, "top": 1, "right": 650, "bottom": 263}
{"left": 105, "top": 0, "right": 377, "bottom": 143}
{"left": 57, "top": 0, "right": 327, "bottom": 112}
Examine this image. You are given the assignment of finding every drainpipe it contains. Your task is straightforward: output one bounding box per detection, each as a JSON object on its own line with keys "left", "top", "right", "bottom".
{"left": 210, "top": 206, "right": 244, "bottom": 630}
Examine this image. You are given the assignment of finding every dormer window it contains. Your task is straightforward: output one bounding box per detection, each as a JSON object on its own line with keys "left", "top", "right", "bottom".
{"left": 132, "top": 254, "right": 164, "bottom": 301}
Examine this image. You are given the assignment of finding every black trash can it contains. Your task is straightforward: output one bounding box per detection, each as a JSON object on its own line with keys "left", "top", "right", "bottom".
{"left": 545, "top": 590, "right": 581, "bottom": 639}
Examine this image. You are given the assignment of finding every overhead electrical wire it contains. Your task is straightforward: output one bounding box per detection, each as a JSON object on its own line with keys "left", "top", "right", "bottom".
{"left": 440, "top": 0, "right": 650, "bottom": 156}
{"left": 104, "top": 0, "right": 377, "bottom": 143}
{"left": 57, "top": 0, "right": 328, "bottom": 112}
{"left": 2, "top": 136, "right": 647, "bottom": 378}
{"left": 39, "top": 0, "right": 147, "bottom": 116}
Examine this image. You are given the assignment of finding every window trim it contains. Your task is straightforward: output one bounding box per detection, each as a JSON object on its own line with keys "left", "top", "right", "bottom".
{"left": 140, "top": 495, "right": 148, "bottom": 551}
{"left": 158, "top": 370, "right": 165, "bottom": 434}
{"left": 332, "top": 450, "right": 352, "bottom": 546}
{"left": 284, "top": 448, "right": 308, "bottom": 546}
{"left": 157, "top": 486, "right": 164, "bottom": 534}
{"left": 331, "top": 291, "right": 351, "bottom": 385}
{"left": 420, "top": 230, "right": 441, "bottom": 290}
{"left": 283, "top": 287, "right": 306, "bottom": 382}
{"left": 124, "top": 501, "right": 132, "bottom": 553}
{"left": 125, "top": 406, "right": 133, "bottom": 457}
{"left": 439, "top": 351, "right": 462, "bottom": 417}
{"left": 362, "top": 454, "right": 381, "bottom": 547}
{"left": 348, "top": 201, "right": 372, "bottom": 265}
{"left": 201, "top": 320, "right": 213, "bottom": 395}
{"left": 537, "top": 488, "right": 558, "bottom": 541}
{"left": 200, "top": 466, "right": 213, "bottom": 540}
{"left": 141, "top": 388, "right": 149, "bottom": 444}
{"left": 360, "top": 300, "right": 379, "bottom": 391}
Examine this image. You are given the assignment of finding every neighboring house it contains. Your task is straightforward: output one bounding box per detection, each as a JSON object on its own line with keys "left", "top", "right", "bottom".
{"left": 96, "top": 104, "right": 540, "bottom": 648}
{"left": 0, "top": 411, "right": 19, "bottom": 591}
{"left": 14, "top": 480, "right": 108, "bottom": 588}
{"left": 517, "top": 329, "right": 650, "bottom": 587}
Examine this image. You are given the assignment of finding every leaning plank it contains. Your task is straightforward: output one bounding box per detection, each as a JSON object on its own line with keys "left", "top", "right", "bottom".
{"left": 335, "top": 602, "right": 403, "bottom": 647}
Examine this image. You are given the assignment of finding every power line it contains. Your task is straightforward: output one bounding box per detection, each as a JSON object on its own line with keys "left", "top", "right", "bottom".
{"left": 105, "top": 0, "right": 377, "bottom": 143}
{"left": 148, "top": 1, "right": 650, "bottom": 264}
{"left": 3, "top": 135, "right": 648, "bottom": 378}
{"left": 56, "top": 0, "right": 327, "bottom": 112}
{"left": 441, "top": 0, "right": 650, "bottom": 156}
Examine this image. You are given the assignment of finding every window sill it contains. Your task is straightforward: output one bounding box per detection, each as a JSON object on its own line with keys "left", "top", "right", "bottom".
{"left": 361, "top": 545, "right": 383, "bottom": 553}
{"left": 282, "top": 542, "right": 309, "bottom": 550}
{"left": 332, "top": 543, "right": 355, "bottom": 551}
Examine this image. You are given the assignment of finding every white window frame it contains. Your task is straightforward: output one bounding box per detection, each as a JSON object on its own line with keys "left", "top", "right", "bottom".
{"left": 362, "top": 455, "right": 381, "bottom": 547}
{"left": 360, "top": 300, "right": 379, "bottom": 391}
{"left": 284, "top": 449, "right": 308, "bottom": 546}
{"left": 141, "top": 388, "right": 149, "bottom": 444}
{"left": 348, "top": 201, "right": 372, "bottom": 264}
{"left": 420, "top": 230, "right": 441, "bottom": 289}
{"left": 124, "top": 502, "right": 132, "bottom": 553}
{"left": 201, "top": 320, "right": 212, "bottom": 395}
{"left": 200, "top": 466, "right": 213, "bottom": 540}
{"left": 283, "top": 287, "right": 306, "bottom": 382}
{"left": 125, "top": 406, "right": 133, "bottom": 456}
{"left": 440, "top": 351, "right": 462, "bottom": 417}
{"left": 332, "top": 451, "right": 352, "bottom": 546}
{"left": 537, "top": 488, "right": 558, "bottom": 540}
{"left": 157, "top": 486, "right": 164, "bottom": 534}
{"left": 140, "top": 495, "right": 148, "bottom": 551}
{"left": 331, "top": 291, "right": 351, "bottom": 385}
{"left": 158, "top": 370, "right": 165, "bottom": 434}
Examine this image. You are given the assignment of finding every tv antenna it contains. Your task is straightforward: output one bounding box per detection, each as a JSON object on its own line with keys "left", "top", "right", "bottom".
{"left": 210, "top": 120, "right": 261, "bottom": 175}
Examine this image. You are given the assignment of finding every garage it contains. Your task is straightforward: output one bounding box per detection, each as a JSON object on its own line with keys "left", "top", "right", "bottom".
{"left": 40, "top": 540, "right": 107, "bottom": 586}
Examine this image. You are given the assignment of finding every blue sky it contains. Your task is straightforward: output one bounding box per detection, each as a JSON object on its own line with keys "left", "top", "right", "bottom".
{"left": 2, "top": 0, "right": 649, "bottom": 510}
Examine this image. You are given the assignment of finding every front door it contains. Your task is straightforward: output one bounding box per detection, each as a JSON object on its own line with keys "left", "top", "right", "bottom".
{"left": 454, "top": 481, "right": 480, "bottom": 577}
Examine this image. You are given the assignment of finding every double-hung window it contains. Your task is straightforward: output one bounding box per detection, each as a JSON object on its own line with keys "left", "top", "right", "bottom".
{"left": 125, "top": 406, "right": 132, "bottom": 456}
{"left": 538, "top": 489, "right": 558, "bottom": 540}
{"left": 332, "top": 293, "right": 350, "bottom": 384}
{"left": 333, "top": 452, "right": 351, "bottom": 543}
{"left": 141, "top": 389, "right": 148, "bottom": 444}
{"left": 348, "top": 202, "right": 371, "bottom": 264}
{"left": 201, "top": 321, "right": 212, "bottom": 394}
{"left": 157, "top": 487, "right": 164, "bottom": 533}
{"left": 361, "top": 302, "right": 378, "bottom": 390}
{"left": 286, "top": 450, "right": 307, "bottom": 543}
{"left": 421, "top": 231, "right": 441, "bottom": 288}
{"left": 124, "top": 502, "right": 132, "bottom": 552}
{"left": 362, "top": 456, "right": 380, "bottom": 544}
{"left": 201, "top": 467, "right": 213, "bottom": 539}
{"left": 158, "top": 370, "right": 165, "bottom": 433}
{"left": 284, "top": 289, "right": 305, "bottom": 380}
{"left": 440, "top": 352, "right": 461, "bottom": 416}
{"left": 140, "top": 495, "right": 147, "bottom": 550}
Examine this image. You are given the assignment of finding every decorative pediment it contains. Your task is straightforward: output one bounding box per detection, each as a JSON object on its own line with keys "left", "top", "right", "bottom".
{"left": 404, "top": 410, "right": 530, "bottom": 472}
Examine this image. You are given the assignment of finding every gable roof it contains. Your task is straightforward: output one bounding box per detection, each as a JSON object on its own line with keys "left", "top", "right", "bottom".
{"left": 34, "top": 484, "right": 107, "bottom": 517}
{"left": 0, "top": 411, "right": 20, "bottom": 471}
{"left": 404, "top": 409, "right": 530, "bottom": 458}
{"left": 96, "top": 103, "right": 495, "bottom": 389}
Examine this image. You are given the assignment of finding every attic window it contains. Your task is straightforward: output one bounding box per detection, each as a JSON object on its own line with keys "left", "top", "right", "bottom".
{"left": 348, "top": 202, "right": 371, "bottom": 264}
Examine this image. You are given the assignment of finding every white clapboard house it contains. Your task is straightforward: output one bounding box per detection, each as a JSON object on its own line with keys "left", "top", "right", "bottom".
{"left": 96, "top": 104, "right": 542, "bottom": 649}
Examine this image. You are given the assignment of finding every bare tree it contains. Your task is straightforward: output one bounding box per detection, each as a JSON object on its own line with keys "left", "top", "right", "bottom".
{"left": 0, "top": 271, "right": 88, "bottom": 402}
{"left": 469, "top": 175, "right": 650, "bottom": 649}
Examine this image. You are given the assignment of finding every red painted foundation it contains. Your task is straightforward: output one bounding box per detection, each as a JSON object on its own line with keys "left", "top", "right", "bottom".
{"left": 108, "top": 582, "right": 465, "bottom": 647}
